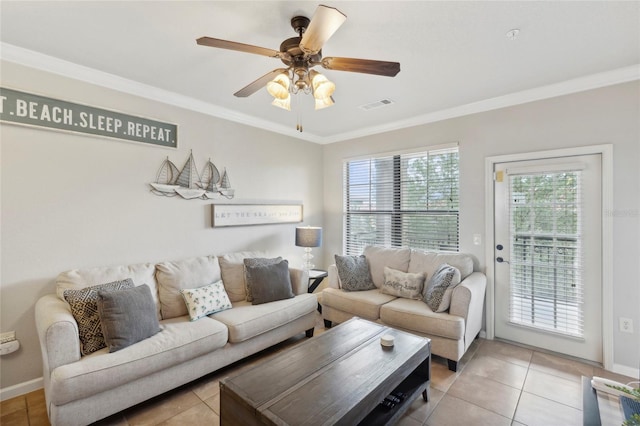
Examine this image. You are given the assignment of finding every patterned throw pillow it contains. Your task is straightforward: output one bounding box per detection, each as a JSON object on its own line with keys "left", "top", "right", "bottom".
{"left": 335, "top": 255, "right": 376, "bottom": 291}
{"left": 97, "top": 284, "right": 161, "bottom": 352}
{"left": 63, "top": 278, "right": 135, "bottom": 355}
{"left": 423, "top": 263, "right": 462, "bottom": 312}
{"left": 180, "top": 280, "right": 232, "bottom": 321}
{"left": 381, "top": 267, "right": 425, "bottom": 299}
{"left": 244, "top": 257, "right": 283, "bottom": 302}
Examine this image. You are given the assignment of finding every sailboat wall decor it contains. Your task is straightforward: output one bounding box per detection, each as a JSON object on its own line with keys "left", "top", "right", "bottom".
{"left": 149, "top": 151, "right": 235, "bottom": 200}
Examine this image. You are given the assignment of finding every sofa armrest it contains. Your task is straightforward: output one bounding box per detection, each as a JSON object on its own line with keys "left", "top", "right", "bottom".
{"left": 289, "top": 267, "right": 310, "bottom": 295}
{"left": 449, "top": 272, "right": 487, "bottom": 350}
{"left": 35, "top": 295, "right": 81, "bottom": 377}
{"left": 327, "top": 264, "right": 341, "bottom": 289}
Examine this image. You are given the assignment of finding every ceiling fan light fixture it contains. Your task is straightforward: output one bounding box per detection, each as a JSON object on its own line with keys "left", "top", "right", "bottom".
{"left": 272, "top": 95, "right": 291, "bottom": 111}
{"left": 266, "top": 73, "right": 290, "bottom": 99}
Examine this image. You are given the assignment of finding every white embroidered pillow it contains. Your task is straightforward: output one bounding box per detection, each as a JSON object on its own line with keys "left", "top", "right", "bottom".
{"left": 180, "top": 280, "right": 232, "bottom": 321}
{"left": 381, "top": 267, "right": 425, "bottom": 299}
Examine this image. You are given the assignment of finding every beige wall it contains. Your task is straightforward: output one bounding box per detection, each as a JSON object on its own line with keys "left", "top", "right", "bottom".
{"left": 322, "top": 81, "right": 640, "bottom": 372}
{"left": 0, "top": 61, "right": 324, "bottom": 389}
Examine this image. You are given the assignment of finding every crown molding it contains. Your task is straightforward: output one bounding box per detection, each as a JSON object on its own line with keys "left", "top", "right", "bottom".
{"left": 322, "top": 64, "right": 640, "bottom": 144}
{"left": 2, "top": 43, "right": 638, "bottom": 145}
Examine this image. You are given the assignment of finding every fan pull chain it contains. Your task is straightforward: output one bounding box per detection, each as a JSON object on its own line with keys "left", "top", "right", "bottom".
{"left": 295, "top": 93, "right": 303, "bottom": 132}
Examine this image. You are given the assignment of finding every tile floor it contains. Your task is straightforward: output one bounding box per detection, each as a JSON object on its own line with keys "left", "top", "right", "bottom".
{"left": 1, "top": 313, "right": 636, "bottom": 426}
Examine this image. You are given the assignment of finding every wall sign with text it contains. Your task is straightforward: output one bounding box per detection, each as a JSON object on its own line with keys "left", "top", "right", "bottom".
{"left": 212, "top": 204, "right": 303, "bottom": 227}
{"left": 0, "top": 87, "right": 177, "bottom": 148}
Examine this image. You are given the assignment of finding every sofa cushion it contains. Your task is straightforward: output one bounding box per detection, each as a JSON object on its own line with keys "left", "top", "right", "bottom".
{"left": 219, "top": 251, "right": 268, "bottom": 302}
{"left": 364, "top": 246, "right": 411, "bottom": 288}
{"left": 381, "top": 267, "right": 425, "bottom": 300}
{"left": 63, "top": 278, "right": 135, "bottom": 356}
{"left": 408, "top": 250, "right": 474, "bottom": 280}
{"left": 243, "top": 257, "right": 283, "bottom": 302}
{"left": 380, "top": 298, "right": 465, "bottom": 340}
{"left": 335, "top": 254, "right": 376, "bottom": 291}
{"left": 423, "top": 263, "right": 462, "bottom": 312}
{"left": 56, "top": 263, "right": 160, "bottom": 319}
{"left": 245, "top": 259, "right": 294, "bottom": 305}
{"left": 97, "top": 284, "right": 162, "bottom": 352}
{"left": 321, "top": 288, "right": 396, "bottom": 321}
{"left": 180, "top": 280, "right": 232, "bottom": 321}
{"left": 211, "top": 293, "right": 317, "bottom": 343}
{"left": 49, "top": 316, "right": 228, "bottom": 406}
{"left": 156, "top": 256, "right": 221, "bottom": 319}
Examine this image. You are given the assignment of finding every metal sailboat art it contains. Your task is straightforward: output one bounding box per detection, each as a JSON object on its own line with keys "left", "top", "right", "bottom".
{"left": 149, "top": 151, "right": 234, "bottom": 200}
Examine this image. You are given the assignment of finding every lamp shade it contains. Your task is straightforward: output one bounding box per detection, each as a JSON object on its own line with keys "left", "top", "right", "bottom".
{"left": 310, "top": 71, "right": 335, "bottom": 99}
{"left": 295, "top": 226, "right": 322, "bottom": 248}
{"left": 272, "top": 95, "right": 291, "bottom": 111}
{"left": 267, "top": 73, "right": 290, "bottom": 100}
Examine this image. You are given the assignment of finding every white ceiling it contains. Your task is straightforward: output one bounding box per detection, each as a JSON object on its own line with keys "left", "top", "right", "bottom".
{"left": 1, "top": 1, "right": 639, "bottom": 144}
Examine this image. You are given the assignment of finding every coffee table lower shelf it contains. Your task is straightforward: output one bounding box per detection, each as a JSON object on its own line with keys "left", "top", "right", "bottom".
{"left": 359, "top": 359, "right": 431, "bottom": 426}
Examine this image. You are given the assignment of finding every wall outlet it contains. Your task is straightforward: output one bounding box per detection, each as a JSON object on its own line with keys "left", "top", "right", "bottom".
{"left": 473, "top": 234, "right": 482, "bottom": 245}
{"left": 619, "top": 317, "right": 634, "bottom": 333}
{"left": 0, "top": 331, "right": 16, "bottom": 344}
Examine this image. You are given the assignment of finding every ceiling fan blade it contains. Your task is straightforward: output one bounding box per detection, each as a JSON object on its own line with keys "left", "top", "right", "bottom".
{"left": 234, "top": 68, "right": 289, "bottom": 97}
{"left": 300, "top": 5, "right": 347, "bottom": 55}
{"left": 197, "top": 37, "right": 284, "bottom": 58}
{"left": 321, "top": 57, "right": 401, "bottom": 77}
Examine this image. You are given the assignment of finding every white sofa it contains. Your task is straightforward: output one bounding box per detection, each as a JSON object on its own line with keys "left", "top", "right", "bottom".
{"left": 321, "top": 246, "right": 486, "bottom": 371}
{"left": 35, "top": 252, "right": 317, "bottom": 426}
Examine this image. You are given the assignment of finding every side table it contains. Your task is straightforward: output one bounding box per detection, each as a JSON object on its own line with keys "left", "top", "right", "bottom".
{"left": 307, "top": 269, "right": 327, "bottom": 313}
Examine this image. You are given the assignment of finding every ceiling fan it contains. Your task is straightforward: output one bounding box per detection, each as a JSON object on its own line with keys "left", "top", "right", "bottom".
{"left": 196, "top": 4, "right": 400, "bottom": 116}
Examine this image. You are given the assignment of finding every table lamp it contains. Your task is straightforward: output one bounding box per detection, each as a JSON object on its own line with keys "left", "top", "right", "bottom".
{"left": 295, "top": 226, "right": 322, "bottom": 270}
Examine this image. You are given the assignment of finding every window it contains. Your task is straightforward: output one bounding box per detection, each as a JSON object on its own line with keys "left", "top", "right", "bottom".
{"left": 343, "top": 145, "right": 459, "bottom": 255}
{"left": 508, "top": 170, "right": 584, "bottom": 337}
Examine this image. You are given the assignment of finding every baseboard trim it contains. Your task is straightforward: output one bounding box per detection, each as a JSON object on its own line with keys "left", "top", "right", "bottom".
{"left": 0, "top": 377, "right": 43, "bottom": 401}
{"left": 612, "top": 363, "right": 640, "bottom": 380}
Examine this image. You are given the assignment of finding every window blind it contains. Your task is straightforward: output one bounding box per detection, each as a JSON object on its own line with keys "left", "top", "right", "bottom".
{"left": 508, "top": 170, "right": 584, "bottom": 337}
{"left": 343, "top": 147, "right": 459, "bottom": 256}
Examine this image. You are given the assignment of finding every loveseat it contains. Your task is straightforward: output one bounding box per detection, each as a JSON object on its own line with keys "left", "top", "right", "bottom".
{"left": 35, "top": 251, "right": 317, "bottom": 426}
{"left": 321, "top": 246, "right": 486, "bottom": 371}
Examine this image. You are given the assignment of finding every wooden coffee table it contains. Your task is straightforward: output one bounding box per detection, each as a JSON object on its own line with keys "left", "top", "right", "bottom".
{"left": 220, "top": 317, "right": 431, "bottom": 425}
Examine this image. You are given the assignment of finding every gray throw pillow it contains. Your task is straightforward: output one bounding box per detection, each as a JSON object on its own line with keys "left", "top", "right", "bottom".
{"left": 63, "top": 278, "right": 135, "bottom": 355}
{"left": 244, "top": 258, "right": 294, "bottom": 305}
{"left": 335, "top": 254, "right": 376, "bottom": 291}
{"left": 97, "top": 284, "right": 161, "bottom": 352}
{"left": 244, "top": 257, "right": 283, "bottom": 302}
{"left": 423, "top": 263, "right": 462, "bottom": 312}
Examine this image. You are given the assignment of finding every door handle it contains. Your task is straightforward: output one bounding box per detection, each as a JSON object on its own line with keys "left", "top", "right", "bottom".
{"left": 496, "top": 257, "right": 510, "bottom": 264}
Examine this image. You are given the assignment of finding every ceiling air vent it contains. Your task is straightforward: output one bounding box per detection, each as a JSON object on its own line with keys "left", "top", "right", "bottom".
{"left": 359, "top": 99, "right": 394, "bottom": 111}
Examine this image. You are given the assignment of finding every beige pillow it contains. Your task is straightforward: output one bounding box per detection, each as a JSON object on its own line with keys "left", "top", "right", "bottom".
{"left": 381, "top": 267, "right": 425, "bottom": 299}
{"left": 363, "top": 246, "right": 411, "bottom": 288}
{"left": 156, "top": 256, "right": 221, "bottom": 319}
{"left": 218, "top": 251, "right": 268, "bottom": 302}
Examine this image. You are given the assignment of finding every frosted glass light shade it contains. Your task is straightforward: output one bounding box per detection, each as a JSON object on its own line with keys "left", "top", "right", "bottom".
{"left": 271, "top": 95, "right": 291, "bottom": 111}
{"left": 315, "top": 96, "right": 334, "bottom": 110}
{"left": 311, "top": 71, "right": 335, "bottom": 99}
{"left": 267, "top": 73, "right": 290, "bottom": 100}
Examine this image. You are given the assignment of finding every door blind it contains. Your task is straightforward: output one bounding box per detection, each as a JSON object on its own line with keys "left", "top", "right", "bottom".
{"left": 343, "top": 147, "right": 459, "bottom": 256}
{"left": 508, "top": 170, "right": 584, "bottom": 337}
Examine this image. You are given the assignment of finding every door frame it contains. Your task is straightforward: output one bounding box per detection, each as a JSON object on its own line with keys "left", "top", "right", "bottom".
{"left": 484, "top": 144, "right": 613, "bottom": 370}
